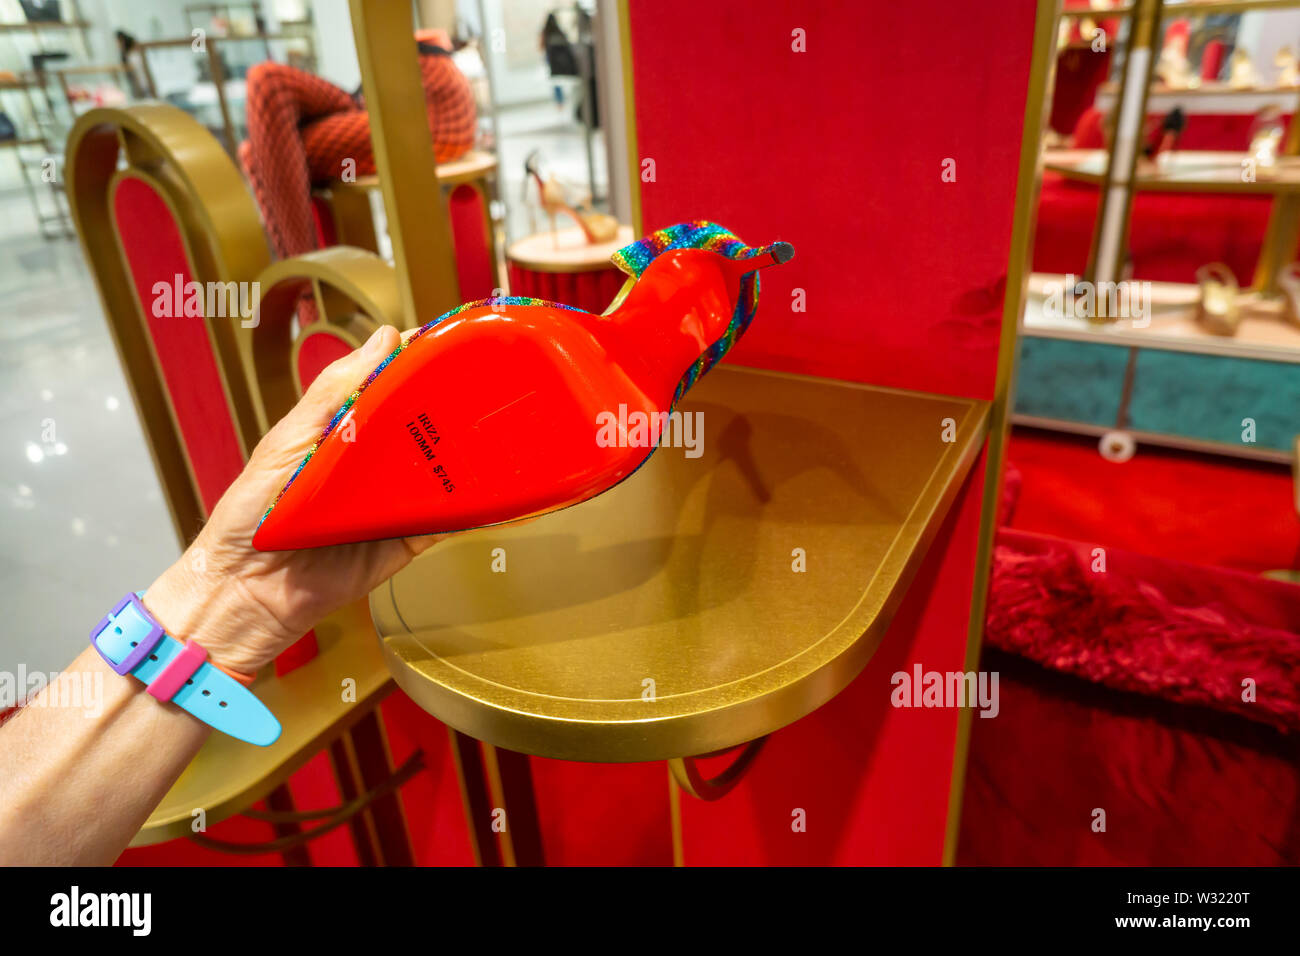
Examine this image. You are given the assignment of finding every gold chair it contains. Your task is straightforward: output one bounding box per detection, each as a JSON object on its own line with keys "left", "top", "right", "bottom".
{"left": 65, "top": 102, "right": 418, "bottom": 863}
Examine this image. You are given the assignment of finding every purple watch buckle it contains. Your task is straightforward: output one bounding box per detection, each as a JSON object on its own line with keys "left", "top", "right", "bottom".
{"left": 90, "top": 593, "right": 165, "bottom": 675}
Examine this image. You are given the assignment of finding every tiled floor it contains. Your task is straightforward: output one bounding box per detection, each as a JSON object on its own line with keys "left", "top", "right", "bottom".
{"left": 0, "top": 100, "right": 608, "bottom": 676}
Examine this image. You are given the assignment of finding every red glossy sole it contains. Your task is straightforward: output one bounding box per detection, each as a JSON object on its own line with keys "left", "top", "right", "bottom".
{"left": 252, "top": 236, "right": 792, "bottom": 550}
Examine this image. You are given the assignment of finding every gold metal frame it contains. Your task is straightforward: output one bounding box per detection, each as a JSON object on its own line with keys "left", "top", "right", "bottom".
{"left": 349, "top": 0, "right": 461, "bottom": 323}
{"left": 244, "top": 247, "right": 402, "bottom": 427}
{"left": 941, "top": 0, "right": 1061, "bottom": 865}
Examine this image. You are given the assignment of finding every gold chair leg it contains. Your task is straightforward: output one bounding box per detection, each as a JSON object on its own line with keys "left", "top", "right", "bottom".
{"left": 265, "top": 784, "right": 311, "bottom": 866}
{"left": 328, "top": 737, "right": 378, "bottom": 865}
{"left": 482, "top": 745, "right": 545, "bottom": 867}
{"left": 447, "top": 729, "right": 502, "bottom": 866}
{"left": 345, "top": 711, "right": 415, "bottom": 866}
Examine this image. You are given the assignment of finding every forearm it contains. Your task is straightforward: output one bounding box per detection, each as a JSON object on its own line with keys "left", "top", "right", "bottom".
{"left": 0, "top": 326, "right": 418, "bottom": 865}
{"left": 0, "top": 563, "right": 266, "bottom": 866}
{"left": 0, "top": 642, "right": 210, "bottom": 865}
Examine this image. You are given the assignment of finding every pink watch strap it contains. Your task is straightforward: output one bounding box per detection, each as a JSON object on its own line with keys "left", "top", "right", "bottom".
{"left": 145, "top": 638, "right": 209, "bottom": 702}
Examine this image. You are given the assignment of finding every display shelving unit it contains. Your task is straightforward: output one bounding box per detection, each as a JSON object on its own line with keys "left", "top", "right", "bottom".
{"left": 1017, "top": 0, "right": 1300, "bottom": 461}
{"left": 0, "top": 2, "right": 99, "bottom": 237}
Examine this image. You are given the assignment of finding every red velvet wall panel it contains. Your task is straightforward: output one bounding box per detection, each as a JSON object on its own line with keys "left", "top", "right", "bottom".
{"left": 627, "top": 0, "right": 1036, "bottom": 401}
{"left": 113, "top": 176, "right": 247, "bottom": 515}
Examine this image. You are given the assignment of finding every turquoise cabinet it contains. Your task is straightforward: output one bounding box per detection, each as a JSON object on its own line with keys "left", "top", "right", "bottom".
{"left": 1015, "top": 335, "right": 1299, "bottom": 457}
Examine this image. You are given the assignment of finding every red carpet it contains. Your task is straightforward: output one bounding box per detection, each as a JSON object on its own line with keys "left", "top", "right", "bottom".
{"left": 1005, "top": 427, "right": 1300, "bottom": 574}
{"left": 957, "top": 426, "right": 1300, "bottom": 866}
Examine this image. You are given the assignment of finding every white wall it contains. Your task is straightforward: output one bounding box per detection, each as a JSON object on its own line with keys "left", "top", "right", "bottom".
{"left": 308, "top": 0, "right": 359, "bottom": 90}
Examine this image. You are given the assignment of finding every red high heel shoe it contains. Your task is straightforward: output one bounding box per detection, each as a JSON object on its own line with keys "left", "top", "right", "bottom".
{"left": 252, "top": 221, "right": 794, "bottom": 551}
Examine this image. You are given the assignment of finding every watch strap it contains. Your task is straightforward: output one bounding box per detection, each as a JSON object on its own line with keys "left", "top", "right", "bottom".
{"left": 91, "top": 594, "right": 281, "bottom": 746}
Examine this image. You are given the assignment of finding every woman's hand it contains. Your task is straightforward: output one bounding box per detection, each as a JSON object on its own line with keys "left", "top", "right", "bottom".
{"left": 142, "top": 325, "right": 439, "bottom": 675}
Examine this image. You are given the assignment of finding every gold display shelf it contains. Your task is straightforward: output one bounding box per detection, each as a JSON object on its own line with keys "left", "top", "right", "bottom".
{"left": 133, "top": 600, "right": 394, "bottom": 845}
{"left": 1023, "top": 271, "right": 1300, "bottom": 362}
{"left": 371, "top": 365, "right": 989, "bottom": 764}
{"left": 1045, "top": 148, "right": 1300, "bottom": 193}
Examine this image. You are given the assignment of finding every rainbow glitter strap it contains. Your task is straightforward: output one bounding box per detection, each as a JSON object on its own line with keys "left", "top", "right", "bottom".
{"left": 612, "top": 221, "right": 776, "bottom": 405}
{"left": 257, "top": 296, "right": 580, "bottom": 529}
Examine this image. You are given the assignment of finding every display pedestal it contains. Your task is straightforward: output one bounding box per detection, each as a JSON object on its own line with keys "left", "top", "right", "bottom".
{"left": 506, "top": 224, "right": 633, "bottom": 312}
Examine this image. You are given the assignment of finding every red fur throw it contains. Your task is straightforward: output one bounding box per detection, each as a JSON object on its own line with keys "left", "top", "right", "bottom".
{"left": 988, "top": 529, "right": 1300, "bottom": 733}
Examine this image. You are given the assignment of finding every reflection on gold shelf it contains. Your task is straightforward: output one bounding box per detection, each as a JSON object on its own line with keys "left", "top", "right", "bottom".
{"left": 1044, "top": 148, "right": 1300, "bottom": 193}
{"left": 1023, "top": 272, "right": 1300, "bottom": 362}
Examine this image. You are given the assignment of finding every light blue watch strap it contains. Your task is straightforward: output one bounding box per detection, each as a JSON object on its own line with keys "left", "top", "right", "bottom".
{"left": 91, "top": 595, "right": 281, "bottom": 746}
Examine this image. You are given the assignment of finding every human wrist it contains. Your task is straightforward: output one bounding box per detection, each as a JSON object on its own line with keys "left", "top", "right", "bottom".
{"left": 142, "top": 560, "right": 274, "bottom": 677}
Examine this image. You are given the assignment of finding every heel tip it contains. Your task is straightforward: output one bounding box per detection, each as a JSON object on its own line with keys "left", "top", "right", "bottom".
{"left": 769, "top": 242, "right": 795, "bottom": 264}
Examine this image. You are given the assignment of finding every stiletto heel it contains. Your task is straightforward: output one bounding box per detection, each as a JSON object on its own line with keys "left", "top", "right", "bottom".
{"left": 253, "top": 221, "right": 794, "bottom": 550}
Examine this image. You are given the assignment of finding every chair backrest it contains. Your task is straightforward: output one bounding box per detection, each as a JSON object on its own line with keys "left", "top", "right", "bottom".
{"left": 69, "top": 104, "right": 413, "bottom": 545}
{"left": 66, "top": 104, "right": 270, "bottom": 541}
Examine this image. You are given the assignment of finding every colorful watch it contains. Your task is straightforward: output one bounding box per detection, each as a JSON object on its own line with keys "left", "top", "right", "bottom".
{"left": 90, "top": 593, "right": 281, "bottom": 746}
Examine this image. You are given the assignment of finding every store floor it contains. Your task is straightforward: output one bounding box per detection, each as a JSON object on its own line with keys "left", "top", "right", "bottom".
{"left": 0, "top": 187, "right": 178, "bottom": 675}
